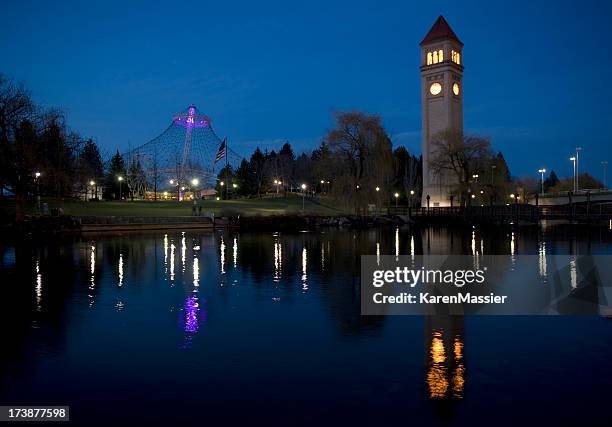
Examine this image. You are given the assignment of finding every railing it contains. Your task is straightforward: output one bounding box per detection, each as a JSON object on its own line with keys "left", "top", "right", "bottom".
{"left": 385, "top": 204, "right": 612, "bottom": 221}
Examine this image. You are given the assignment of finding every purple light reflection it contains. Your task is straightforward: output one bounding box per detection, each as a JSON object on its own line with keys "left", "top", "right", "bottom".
{"left": 184, "top": 295, "right": 200, "bottom": 333}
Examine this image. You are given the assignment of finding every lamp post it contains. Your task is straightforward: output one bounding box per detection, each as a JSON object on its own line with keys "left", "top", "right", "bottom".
{"left": 575, "top": 147, "right": 582, "bottom": 191}
{"left": 602, "top": 161, "right": 608, "bottom": 190}
{"left": 472, "top": 174, "right": 479, "bottom": 183}
{"left": 34, "top": 172, "right": 41, "bottom": 213}
{"left": 89, "top": 180, "right": 96, "bottom": 200}
{"left": 538, "top": 168, "right": 546, "bottom": 195}
{"left": 394, "top": 192, "right": 399, "bottom": 208}
{"left": 191, "top": 178, "right": 199, "bottom": 199}
{"left": 569, "top": 157, "right": 576, "bottom": 192}
{"left": 117, "top": 176, "right": 124, "bottom": 200}
{"left": 301, "top": 183, "right": 307, "bottom": 213}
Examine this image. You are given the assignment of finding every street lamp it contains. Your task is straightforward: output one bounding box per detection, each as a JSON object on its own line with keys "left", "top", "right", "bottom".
{"left": 394, "top": 192, "right": 399, "bottom": 208}
{"left": 117, "top": 176, "right": 123, "bottom": 200}
{"left": 375, "top": 186, "right": 380, "bottom": 192}
{"left": 301, "top": 183, "right": 307, "bottom": 213}
{"left": 575, "top": 147, "right": 582, "bottom": 190}
{"left": 89, "top": 180, "right": 97, "bottom": 200}
{"left": 569, "top": 157, "right": 576, "bottom": 192}
{"left": 538, "top": 168, "right": 546, "bottom": 195}
{"left": 472, "top": 174, "right": 479, "bottom": 183}
{"left": 34, "top": 172, "right": 41, "bottom": 213}
{"left": 191, "top": 178, "right": 199, "bottom": 186}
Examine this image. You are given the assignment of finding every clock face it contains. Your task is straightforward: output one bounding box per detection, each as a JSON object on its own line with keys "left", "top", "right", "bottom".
{"left": 453, "top": 83, "right": 460, "bottom": 96}
{"left": 429, "top": 82, "right": 442, "bottom": 96}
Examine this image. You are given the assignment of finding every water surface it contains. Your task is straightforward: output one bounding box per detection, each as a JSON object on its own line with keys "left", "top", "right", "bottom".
{"left": 1, "top": 225, "right": 611, "bottom": 426}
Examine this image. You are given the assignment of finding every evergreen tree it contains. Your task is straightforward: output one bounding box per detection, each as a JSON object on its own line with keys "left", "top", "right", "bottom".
{"left": 543, "top": 170, "right": 559, "bottom": 191}
{"left": 215, "top": 164, "right": 234, "bottom": 199}
{"left": 104, "top": 150, "right": 126, "bottom": 200}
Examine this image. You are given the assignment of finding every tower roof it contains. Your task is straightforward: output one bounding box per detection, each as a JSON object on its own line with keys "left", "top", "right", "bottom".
{"left": 420, "top": 15, "right": 463, "bottom": 46}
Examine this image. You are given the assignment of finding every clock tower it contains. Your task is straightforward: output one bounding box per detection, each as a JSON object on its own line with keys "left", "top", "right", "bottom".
{"left": 420, "top": 15, "right": 464, "bottom": 207}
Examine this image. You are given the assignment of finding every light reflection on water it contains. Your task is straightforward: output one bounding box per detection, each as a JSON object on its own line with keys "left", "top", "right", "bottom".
{"left": 1, "top": 224, "right": 611, "bottom": 424}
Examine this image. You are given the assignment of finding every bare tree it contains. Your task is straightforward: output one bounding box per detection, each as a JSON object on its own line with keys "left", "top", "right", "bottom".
{"left": 429, "top": 129, "right": 493, "bottom": 204}
{"left": 325, "top": 111, "right": 394, "bottom": 214}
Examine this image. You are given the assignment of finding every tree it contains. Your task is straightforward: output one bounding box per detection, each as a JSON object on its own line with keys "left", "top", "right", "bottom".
{"left": 324, "top": 111, "right": 394, "bottom": 213}
{"left": 215, "top": 164, "right": 234, "bottom": 199}
{"left": 104, "top": 150, "right": 126, "bottom": 200}
{"left": 543, "top": 170, "right": 559, "bottom": 192}
{"left": 550, "top": 173, "right": 603, "bottom": 192}
{"left": 249, "top": 147, "right": 266, "bottom": 197}
{"left": 488, "top": 152, "right": 512, "bottom": 204}
{"left": 78, "top": 139, "right": 103, "bottom": 198}
{"left": 428, "top": 129, "right": 493, "bottom": 205}
{"left": 393, "top": 146, "right": 422, "bottom": 205}
{"left": 0, "top": 74, "right": 34, "bottom": 202}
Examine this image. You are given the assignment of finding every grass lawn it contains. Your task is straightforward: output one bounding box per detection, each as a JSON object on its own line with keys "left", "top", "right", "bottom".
{"left": 1, "top": 195, "right": 345, "bottom": 217}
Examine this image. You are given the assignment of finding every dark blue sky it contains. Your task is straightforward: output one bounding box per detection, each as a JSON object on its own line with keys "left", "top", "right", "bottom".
{"left": 1, "top": 0, "right": 611, "bottom": 180}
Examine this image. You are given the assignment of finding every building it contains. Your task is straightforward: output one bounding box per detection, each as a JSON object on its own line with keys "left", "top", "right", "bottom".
{"left": 420, "top": 15, "right": 464, "bottom": 207}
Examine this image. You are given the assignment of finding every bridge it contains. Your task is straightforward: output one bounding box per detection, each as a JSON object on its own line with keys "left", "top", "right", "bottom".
{"left": 387, "top": 202, "right": 612, "bottom": 224}
{"left": 527, "top": 189, "right": 612, "bottom": 206}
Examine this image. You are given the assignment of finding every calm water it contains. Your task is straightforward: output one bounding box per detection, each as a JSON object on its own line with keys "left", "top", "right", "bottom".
{"left": 1, "top": 225, "right": 611, "bottom": 426}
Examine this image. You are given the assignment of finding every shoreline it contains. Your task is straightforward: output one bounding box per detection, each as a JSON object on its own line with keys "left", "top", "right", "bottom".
{"left": 1, "top": 213, "right": 609, "bottom": 237}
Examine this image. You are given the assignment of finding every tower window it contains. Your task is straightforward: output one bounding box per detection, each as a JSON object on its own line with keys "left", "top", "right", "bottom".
{"left": 427, "top": 49, "right": 445, "bottom": 65}
{"left": 451, "top": 50, "right": 461, "bottom": 65}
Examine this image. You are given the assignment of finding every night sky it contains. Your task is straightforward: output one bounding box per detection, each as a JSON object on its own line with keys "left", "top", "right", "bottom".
{"left": 1, "top": 0, "right": 611, "bottom": 180}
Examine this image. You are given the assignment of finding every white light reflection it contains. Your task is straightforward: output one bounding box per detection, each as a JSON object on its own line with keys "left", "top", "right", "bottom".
{"left": 88, "top": 245, "right": 95, "bottom": 307}
{"left": 538, "top": 241, "right": 547, "bottom": 281}
{"left": 163, "top": 234, "right": 168, "bottom": 272}
{"left": 35, "top": 259, "right": 42, "bottom": 310}
{"left": 193, "top": 256, "right": 200, "bottom": 288}
{"left": 220, "top": 236, "right": 226, "bottom": 274}
{"left": 321, "top": 244, "right": 325, "bottom": 271}
{"left": 510, "top": 232, "right": 516, "bottom": 270}
{"left": 273, "top": 241, "right": 282, "bottom": 282}
{"left": 302, "top": 247, "right": 308, "bottom": 291}
{"left": 170, "top": 243, "right": 176, "bottom": 283}
{"left": 89, "top": 245, "right": 96, "bottom": 291}
{"left": 410, "top": 235, "right": 415, "bottom": 262}
{"left": 376, "top": 242, "right": 380, "bottom": 265}
{"left": 471, "top": 229, "right": 480, "bottom": 270}
{"left": 395, "top": 227, "right": 399, "bottom": 258}
{"left": 233, "top": 237, "right": 238, "bottom": 269}
{"left": 181, "top": 232, "right": 186, "bottom": 272}
{"left": 118, "top": 253, "right": 124, "bottom": 287}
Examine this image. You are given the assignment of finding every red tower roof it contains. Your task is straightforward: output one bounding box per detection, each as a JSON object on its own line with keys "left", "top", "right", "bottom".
{"left": 420, "top": 15, "right": 463, "bottom": 46}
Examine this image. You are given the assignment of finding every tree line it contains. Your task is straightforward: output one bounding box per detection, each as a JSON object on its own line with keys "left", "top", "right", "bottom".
{"left": 0, "top": 74, "right": 106, "bottom": 220}
{"left": 216, "top": 112, "right": 422, "bottom": 214}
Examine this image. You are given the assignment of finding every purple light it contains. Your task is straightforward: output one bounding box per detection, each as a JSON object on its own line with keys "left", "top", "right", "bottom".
{"left": 173, "top": 104, "right": 210, "bottom": 128}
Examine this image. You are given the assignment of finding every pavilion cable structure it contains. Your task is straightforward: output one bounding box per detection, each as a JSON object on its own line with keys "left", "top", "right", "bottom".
{"left": 123, "top": 105, "right": 242, "bottom": 198}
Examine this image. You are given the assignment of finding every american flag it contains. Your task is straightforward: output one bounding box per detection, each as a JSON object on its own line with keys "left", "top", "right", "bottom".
{"left": 214, "top": 139, "right": 226, "bottom": 164}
